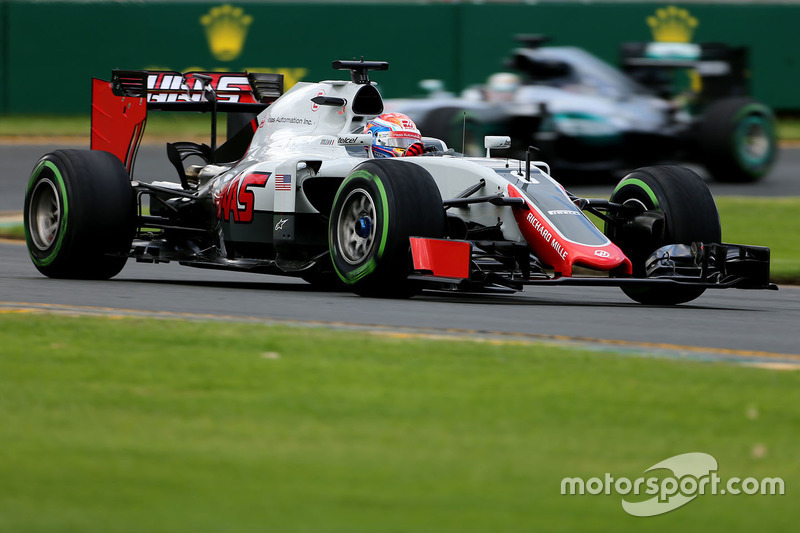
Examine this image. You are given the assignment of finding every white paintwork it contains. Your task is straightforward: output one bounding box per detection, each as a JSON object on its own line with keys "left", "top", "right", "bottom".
{"left": 208, "top": 75, "right": 600, "bottom": 246}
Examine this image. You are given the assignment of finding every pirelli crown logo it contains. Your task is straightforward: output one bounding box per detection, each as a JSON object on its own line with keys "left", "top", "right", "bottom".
{"left": 647, "top": 5, "right": 698, "bottom": 43}
{"left": 200, "top": 4, "right": 253, "bottom": 61}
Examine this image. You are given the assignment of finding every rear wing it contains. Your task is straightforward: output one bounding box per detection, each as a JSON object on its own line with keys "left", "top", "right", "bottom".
{"left": 619, "top": 42, "right": 749, "bottom": 104}
{"left": 109, "top": 70, "right": 282, "bottom": 110}
{"left": 92, "top": 70, "right": 283, "bottom": 174}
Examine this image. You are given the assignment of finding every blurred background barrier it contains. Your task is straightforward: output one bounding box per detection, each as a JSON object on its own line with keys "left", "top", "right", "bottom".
{"left": 1, "top": 0, "right": 800, "bottom": 114}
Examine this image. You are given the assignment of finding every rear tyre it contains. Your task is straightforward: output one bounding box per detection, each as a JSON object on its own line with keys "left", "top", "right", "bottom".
{"left": 606, "top": 165, "right": 721, "bottom": 305}
{"left": 696, "top": 97, "right": 777, "bottom": 183}
{"left": 24, "top": 149, "right": 135, "bottom": 279}
{"left": 329, "top": 159, "right": 446, "bottom": 298}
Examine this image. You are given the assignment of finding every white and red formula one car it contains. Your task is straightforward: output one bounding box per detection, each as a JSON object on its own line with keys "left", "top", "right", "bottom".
{"left": 24, "top": 59, "right": 775, "bottom": 304}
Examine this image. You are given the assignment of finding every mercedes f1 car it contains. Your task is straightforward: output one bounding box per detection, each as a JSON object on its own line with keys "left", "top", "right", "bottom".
{"left": 24, "top": 59, "right": 776, "bottom": 305}
{"left": 387, "top": 35, "right": 777, "bottom": 183}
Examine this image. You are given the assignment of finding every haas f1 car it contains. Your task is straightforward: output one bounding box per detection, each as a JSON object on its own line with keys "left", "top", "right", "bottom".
{"left": 24, "top": 60, "right": 776, "bottom": 305}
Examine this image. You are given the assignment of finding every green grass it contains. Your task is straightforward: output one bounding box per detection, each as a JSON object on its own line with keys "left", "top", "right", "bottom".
{"left": 0, "top": 314, "right": 797, "bottom": 532}
{"left": 0, "top": 114, "right": 217, "bottom": 140}
{"left": 0, "top": 114, "right": 91, "bottom": 137}
{"left": 2, "top": 114, "right": 800, "bottom": 141}
{"left": 777, "top": 116, "right": 800, "bottom": 141}
{"left": 0, "top": 224, "right": 25, "bottom": 240}
{"left": 717, "top": 197, "right": 800, "bottom": 283}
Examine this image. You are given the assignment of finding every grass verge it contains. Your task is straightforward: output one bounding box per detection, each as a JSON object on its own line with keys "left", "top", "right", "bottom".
{"left": 777, "top": 116, "right": 800, "bottom": 141}
{"left": 0, "top": 224, "right": 25, "bottom": 240}
{"left": 717, "top": 197, "right": 800, "bottom": 283}
{"left": 0, "top": 313, "right": 797, "bottom": 532}
{"left": 0, "top": 114, "right": 217, "bottom": 142}
{"left": 2, "top": 114, "right": 800, "bottom": 142}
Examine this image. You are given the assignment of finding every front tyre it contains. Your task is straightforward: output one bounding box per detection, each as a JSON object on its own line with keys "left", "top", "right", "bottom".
{"left": 329, "top": 159, "right": 446, "bottom": 298}
{"left": 24, "top": 149, "right": 135, "bottom": 279}
{"left": 696, "top": 97, "right": 777, "bottom": 183}
{"left": 606, "top": 166, "right": 721, "bottom": 305}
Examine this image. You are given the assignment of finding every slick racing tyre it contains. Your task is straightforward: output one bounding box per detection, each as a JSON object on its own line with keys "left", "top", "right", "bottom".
{"left": 606, "top": 166, "right": 721, "bottom": 305}
{"left": 696, "top": 97, "right": 777, "bottom": 183}
{"left": 24, "top": 149, "right": 135, "bottom": 279}
{"left": 329, "top": 159, "right": 446, "bottom": 298}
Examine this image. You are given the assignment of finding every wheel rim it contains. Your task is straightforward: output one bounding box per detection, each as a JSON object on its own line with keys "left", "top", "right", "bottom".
{"left": 337, "top": 188, "right": 377, "bottom": 265}
{"left": 28, "top": 178, "right": 61, "bottom": 251}
{"left": 622, "top": 197, "right": 650, "bottom": 211}
{"left": 737, "top": 116, "right": 772, "bottom": 165}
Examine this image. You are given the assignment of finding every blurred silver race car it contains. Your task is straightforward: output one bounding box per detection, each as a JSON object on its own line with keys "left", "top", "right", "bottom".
{"left": 387, "top": 35, "right": 777, "bottom": 183}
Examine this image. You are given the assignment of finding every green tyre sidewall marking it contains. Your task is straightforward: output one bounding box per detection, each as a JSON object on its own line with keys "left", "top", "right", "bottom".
{"left": 609, "top": 175, "right": 660, "bottom": 294}
{"left": 613, "top": 178, "right": 659, "bottom": 209}
{"left": 732, "top": 113, "right": 775, "bottom": 171}
{"left": 329, "top": 169, "right": 390, "bottom": 285}
{"left": 25, "top": 160, "right": 69, "bottom": 267}
{"left": 732, "top": 102, "right": 774, "bottom": 124}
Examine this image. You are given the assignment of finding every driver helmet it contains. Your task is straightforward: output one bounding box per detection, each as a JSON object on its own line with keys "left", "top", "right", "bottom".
{"left": 485, "top": 72, "right": 521, "bottom": 102}
{"left": 363, "top": 113, "right": 422, "bottom": 157}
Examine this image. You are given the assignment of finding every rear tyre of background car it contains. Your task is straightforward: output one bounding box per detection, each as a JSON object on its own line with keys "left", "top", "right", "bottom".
{"left": 606, "top": 165, "right": 721, "bottom": 305}
{"left": 329, "top": 159, "right": 446, "bottom": 298}
{"left": 24, "top": 149, "right": 135, "bottom": 279}
{"left": 696, "top": 97, "right": 776, "bottom": 183}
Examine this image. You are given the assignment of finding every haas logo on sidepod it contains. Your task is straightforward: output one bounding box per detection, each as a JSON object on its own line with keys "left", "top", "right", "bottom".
{"left": 216, "top": 171, "right": 270, "bottom": 223}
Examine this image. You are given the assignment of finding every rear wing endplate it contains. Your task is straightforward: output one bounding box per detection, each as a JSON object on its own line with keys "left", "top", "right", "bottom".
{"left": 619, "top": 42, "right": 749, "bottom": 103}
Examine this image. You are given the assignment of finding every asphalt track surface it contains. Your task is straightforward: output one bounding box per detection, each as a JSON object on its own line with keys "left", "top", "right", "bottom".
{"left": 2, "top": 143, "right": 799, "bottom": 366}
{"left": 2, "top": 238, "right": 799, "bottom": 366}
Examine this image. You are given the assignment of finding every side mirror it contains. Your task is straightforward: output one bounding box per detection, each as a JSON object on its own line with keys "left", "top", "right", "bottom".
{"left": 338, "top": 133, "right": 375, "bottom": 157}
{"left": 484, "top": 136, "right": 511, "bottom": 157}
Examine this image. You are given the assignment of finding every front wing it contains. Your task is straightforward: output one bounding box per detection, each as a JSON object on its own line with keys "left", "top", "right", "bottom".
{"left": 409, "top": 238, "right": 777, "bottom": 293}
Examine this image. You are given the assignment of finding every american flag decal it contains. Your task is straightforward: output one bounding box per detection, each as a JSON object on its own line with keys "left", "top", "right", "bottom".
{"left": 275, "top": 174, "right": 292, "bottom": 191}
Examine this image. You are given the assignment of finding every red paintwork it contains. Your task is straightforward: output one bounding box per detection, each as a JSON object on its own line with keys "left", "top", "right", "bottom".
{"left": 90, "top": 71, "right": 265, "bottom": 173}
{"left": 410, "top": 237, "right": 472, "bottom": 279}
{"left": 91, "top": 78, "right": 147, "bottom": 173}
{"left": 507, "top": 185, "right": 632, "bottom": 277}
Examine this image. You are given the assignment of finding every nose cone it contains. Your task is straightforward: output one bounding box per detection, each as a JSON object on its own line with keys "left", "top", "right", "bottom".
{"left": 507, "top": 185, "right": 632, "bottom": 277}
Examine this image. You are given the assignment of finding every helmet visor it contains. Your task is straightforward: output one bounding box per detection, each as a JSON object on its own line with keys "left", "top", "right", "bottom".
{"left": 377, "top": 130, "right": 421, "bottom": 149}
